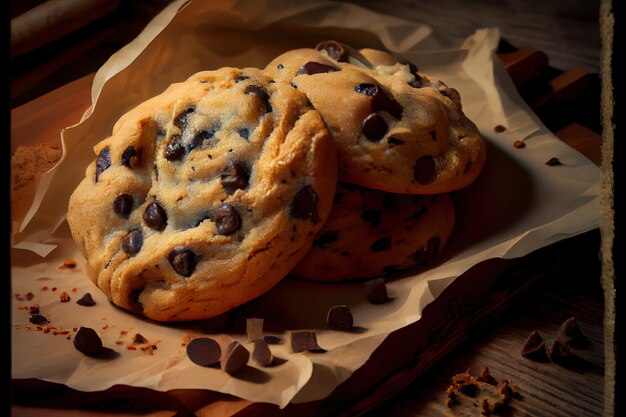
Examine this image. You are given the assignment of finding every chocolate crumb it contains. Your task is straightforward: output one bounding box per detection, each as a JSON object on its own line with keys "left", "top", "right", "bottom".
{"left": 521, "top": 330, "right": 548, "bottom": 361}
{"left": 494, "top": 125, "right": 506, "bottom": 133}
{"left": 513, "top": 140, "right": 526, "bottom": 149}
{"left": 327, "top": 305, "right": 354, "bottom": 330}
{"left": 545, "top": 157, "right": 562, "bottom": 166}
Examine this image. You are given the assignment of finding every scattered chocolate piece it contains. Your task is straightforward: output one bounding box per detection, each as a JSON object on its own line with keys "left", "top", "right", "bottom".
{"left": 557, "top": 317, "right": 590, "bottom": 347}
{"left": 186, "top": 337, "right": 221, "bottom": 367}
{"left": 244, "top": 85, "right": 272, "bottom": 113}
{"left": 494, "top": 125, "right": 506, "bottom": 133}
{"left": 133, "top": 333, "right": 148, "bottom": 344}
{"left": 290, "top": 185, "right": 319, "bottom": 222}
{"left": 113, "top": 194, "right": 134, "bottom": 219}
{"left": 221, "top": 341, "right": 250, "bottom": 374}
{"left": 407, "top": 75, "right": 423, "bottom": 89}
{"left": 354, "top": 84, "right": 403, "bottom": 119}
{"left": 413, "top": 155, "right": 436, "bottom": 185}
{"left": 235, "top": 75, "right": 248, "bottom": 83}
{"left": 547, "top": 339, "right": 580, "bottom": 366}
{"left": 121, "top": 146, "right": 139, "bottom": 167}
{"left": 290, "top": 331, "right": 325, "bottom": 353}
{"left": 73, "top": 327, "right": 104, "bottom": 356}
{"left": 60, "top": 292, "right": 71, "bottom": 302}
{"left": 168, "top": 247, "right": 198, "bottom": 277}
{"left": 451, "top": 371, "right": 478, "bottom": 397}
{"left": 521, "top": 330, "right": 548, "bottom": 361}
{"left": 315, "top": 40, "right": 348, "bottom": 62}
{"left": 94, "top": 147, "right": 111, "bottom": 182}
{"left": 221, "top": 162, "right": 249, "bottom": 195}
{"left": 545, "top": 157, "right": 562, "bottom": 166}
{"left": 76, "top": 293, "right": 96, "bottom": 307}
{"left": 29, "top": 314, "right": 49, "bottom": 325}
{"left": 513, "top": 140, "right": 526, "bottom": 149}
{"left": 370, "top": 237, "right": 391, "bottom": 252}
{"left": 215, "top": 203, "right": 241, "bottom": 235}
{"left": 362, "top": 113, "right": 388, "bottom": 141}
{"left": 144, "top": 202, "right": 168, "bottom": 231}
{"left": 188, "top": 129, "right": 215, "bottom": 151}
{"left": 327, "top": 305, "right": 354, "bottom": 330}
{"left": 364, "top": 278, "right": 392, "bottom": 304}
{"left": 122, "top": 230, "right": 143, "bottom": 255}
{"left": 263, "top": 335, "right": 283, "bottom": 345}
{"left": 246, "top": 318, "right": 264, "bottom": 342}
{"left": 477, "top": 366, "right": 498, "bottom": 386}
{"left": 238, "top": 128, "right": 250, "bottom": 140}
{"left": 252, "top": 340, "right": 273, "bottom": 367}
{"left": 174, "top": 107, "right": 195, "bottom": 130}
{"left": 296, "top": 61, "right": 339, "bottom": 75}
{"left": 165, "top": 135, "right": 185, "bottom": 161}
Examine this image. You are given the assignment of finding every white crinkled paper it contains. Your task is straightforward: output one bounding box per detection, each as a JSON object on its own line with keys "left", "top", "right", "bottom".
{"left": 11, "top": 0, "right": 600, "bottom": 408}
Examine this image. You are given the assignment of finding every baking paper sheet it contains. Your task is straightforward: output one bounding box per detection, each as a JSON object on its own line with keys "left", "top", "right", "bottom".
{"left": 11, "top": 0, "right": 601, "bottom": 408}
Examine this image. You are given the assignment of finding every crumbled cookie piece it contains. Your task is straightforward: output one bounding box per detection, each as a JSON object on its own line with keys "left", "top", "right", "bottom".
{"left": 445, "top": 368, "right": 520, "bottom": 415}
{"left": 521, "top": 330, "right": 548, "bottom": 361}
{"left": 557, "top": 317, "right": 590, "bottom": 348}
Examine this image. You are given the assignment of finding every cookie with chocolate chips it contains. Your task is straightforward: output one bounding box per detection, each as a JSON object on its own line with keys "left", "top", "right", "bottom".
{"left": 266, "top": 42, "right": 485, "bottom": 194}
{"left": 290, "top": 182, "right": 455, "bottom": 281}
{"left": 67, "top": 67, "right": 337, "bottom": 321}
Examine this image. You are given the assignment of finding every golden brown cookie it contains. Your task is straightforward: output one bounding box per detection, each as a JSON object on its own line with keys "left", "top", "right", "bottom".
{"left": 265, "top": 42, "right": 485, "bottom": 194}
{"left": 67, "top": 67, "right": 337, "bottom": 321}
{"left": 290, "top": 182, "right": 455, "bottom": 281}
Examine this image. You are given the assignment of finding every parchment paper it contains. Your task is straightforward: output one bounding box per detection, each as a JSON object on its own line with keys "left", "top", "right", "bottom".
{"left": 11, "top": 0, "right": 601, "bottom": 408}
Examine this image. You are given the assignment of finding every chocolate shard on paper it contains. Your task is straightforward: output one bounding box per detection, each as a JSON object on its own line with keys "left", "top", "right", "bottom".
{"left": 327, "top": 305, "right": 354, "bottom": 330}
{"left": 186, "top": 337, "right": 221, "bottom": 367}
{"left": 252, "top": 340, "right": 273, "bottom": 367}
{"left": 221, "top": 341, "right": 250, "bottom": 374}
{"left": 520, "top": 330, "right": 548, "bottom": 361}
{"left": 290, "top": 331, "right": 326, "bottom": 353}
{"left": 76, "top": 292, "right": 96, "bottom": 306}
{"left": 246, "top": 318, "right": 264, "bottom": 342}
{"left": 73, "top": 327, "right": 104, "bottom": 356}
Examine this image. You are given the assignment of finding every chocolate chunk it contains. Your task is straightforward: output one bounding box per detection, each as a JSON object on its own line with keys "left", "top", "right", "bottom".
{"left": 73, "top": 327, "right": 103, "bottom": 356}
{"left": 354, "top": 83, "right": 378, "bottom": 96}
{"left": 521, "top": 330, "right": 548, "bottom": 361}
{"left": 413, "top": 156, "right": 436, "bottom": 184}
{"left": 362, "top": 113, "right": 388, "bottom": 141}
{"left": 547, "top": 339, "right": 579, "bottom": 366}
{"left": 296, "top": 61, "right": 339, "bottom": 75}
{"left": 546, "top": 157, "right": 562, "bottom": 166}
{"left": 174, "top": 107, "right": 195, "bottom": 130}
{"left": 263, "top": 335, "right": 283, "bottom": 345}
{"left": 414, "top": 237, "right": 440, "bottom": 264}
{"left": 361, "top": 209, "right": 382, "bottom": 227}
{"left": 557, "top": 317, "right": 590, "bottom": 347}
{"left": 168, "top": 247, "right": 198, "bottom": 277}
{"left": 430, "top": 131, "right": 437, "bottom": 141}
{"left": 327, "top": 305, "right": 354, "bottom": 330}
{"left": 364, "top": 278, "right": 392, "bottom": 304}
{"left": 238, "top": 128, "right": 250, "bottom": 140}
{"left": 235, "top": 75, "right": 248, "bottom": 83}
{"left": 215, "top": 203, "right": 241, "bottom": 235}
{"left": 221, "top": 341, "right": 250, "bottom": 374}
{"left": 188, "top": 129, "right": 215, "bottom": 151}
{"left": 277, "top": 64, "right": 284, "bottom": 69}
{"left": 408, "top": 74, "right": 423, "bottom": 89}
{"left": 494, "top": 125, "right": 507, "bottom": 133}
{"left": 252, "top": 340, "right": 273, "bottom": 367}
{"left": 29, "top": 314, "right": 49, "bottom": 325}
{"left": 129, "top": 289, "right": 143, "bottom": 313}
{"left": 113, "top": 194, "right": 134, "bottom": 219}
{"left": 313, "top": 232, "right": 339, "bottom": 247}
{"left": 244, "top": 85, "right": 272, "bottom": 113}
{"left": 316, "top": 40, "right": 348, "bottom": 61}
{"left": 76, "top": 292, "right": 96, "bottom": 307}
{"left": 290, "top": 331, "right": 325, "bottom": 353}
{"left": 122, "top": 230, "right": 143, "bottom": 255}
{"left": 144, "top": 202, "right": 167, "bottom": 231}
{"left": 398, "top": 58, "right": 419, "bottom": 74}
{"left": 94, "top": 147, "right": 111, "bottom": 182}
{"left": 221, "top": 162, "right": 249, "bottom": 195}
{"left": 387, "top": 137, "right": 405, "bottom": 147}
{"left": 186, "top": 337, "right": 221, "bottom": 367}
{"left": 513, "top": 140, "right": 526, "bottom": 149}
{"left": 133, "top": 333, "right": 148, "bottom": 344}
{"left": 354, "top": 84, "right": 403, "bottom": 119}
{"left": 290, "top": 185, "right": 319, "bottom": 222}
{"left": 477, "top": 366, "right": 498, "bottom": 386}
{"left": 290, "top": 81, "right": 298, "bottom": 89}
{"left": 165, "top": 135, "right": 185, "bottom": 161}
{"left": 370, "top": 237, "right": 391, "bottom": 252}
{"left": 121, "top": 146, "right": 140, "bottom": 168}
{"left": 246, "top": 318, "right": 264, "bottom": 342}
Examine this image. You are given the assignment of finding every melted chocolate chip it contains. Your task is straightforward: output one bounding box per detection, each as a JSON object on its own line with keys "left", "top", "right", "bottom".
{"left": 387, "top": 137, "right": 405, "bottom": 147}
{"left": 215, "top": 203, "right": 241, "bottom": 235}
{"left": 244, "top": 85, "right": 272, "bottom": 113}
{"left": 277, "top": 63, "right": 284, "bottom": 69}
{"left": 413, "top": 156, "right": 436, "bottom": 184}
{"left": 370, "top": 237, "right": 391, "bottom": 252}
{"left": 220, "top": 162, "right": 249, "bottom": 195}
{"left": 327, "top": 305, "right": 353, "bottom": 330}
{"left": 144, "top": 202, "right": 167, "bottom": 231}
{"left": 121, "top": 146, "right": 139, "bottom": 167}
{"left": 235, "top": 75, "right": 248, "bottom": 83}
{"left": 316, "top": 40, "right": 348, "bottom": 61}
{"left": 94, "top": 147, "right": 111, "bottom": 182}
{"left": 313, "top": 232, "right": 339, "bottom": 247}
{"left": 290, "top": 81, "right": 298, "bottom": 89}
{"left": 76, "top": 292, "right": 96, "bottom": 307}
{"left": 73, "top": 327, "right": 103, "bottom": 356}
{"left": 362, "top": 113, "right": 388, "bottom": 142}
{"left": 361, "top": 209, "right": 382, "bottom": 227}
{"left": 290, "top": 185, "right": 319, "bottom": 222}
{"left": 186, "top": 337, "right": 221, "bottom": 366}
{"left": 354, "top": 83, "right": 378, "bottom": 96}
{"left": 165, "top": 135, "right": 185, "bottom": 161}
{"left": 430, "top": 131, "right": 437, "bottom": 141}
{"left": 296, "top": 61, "right": 339, "bottom": 75}
{"left": 168, "top": 247, "right": 198, "bottom": 277}
{"left": 188, "top": 129, "right": 215, "bottom": 151}
{"left": 399, "top": 58, "right": 418, "bottom": 74}
{"left": 129, "top": 289, "right": 143, "bottom": 313}
{"left": 238, "top": 128, "right": 250, "bottom": 140}
{"left": 113, "top": 194, "right": 134, "bottom": 219}
{"left": 174, "top": 107, "right": 195, "bottom": 130}
{"left": 122, "top": 230, "right": 143, "bottom": 255}
{"left": 355, "top": 84, "right": 403, "bottom": 119}
{"left": 408, "top": 74, "right": 423, "bottom": 89}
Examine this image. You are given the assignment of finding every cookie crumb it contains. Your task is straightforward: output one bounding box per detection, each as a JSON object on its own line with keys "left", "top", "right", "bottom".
{"left": 60, "top": 259, "right": 77, "bottom": 269}
{"left": 59, "top": 292, "right": 71, "bottom": 302}
{"left": 557, "top": 316, "right": 589, "bottom": 347}
{"left": 445, "top": 368, "right": 520, "bottom": 414}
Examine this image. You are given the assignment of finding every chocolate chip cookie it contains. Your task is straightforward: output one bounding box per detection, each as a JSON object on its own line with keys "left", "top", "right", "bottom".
{"left": 266, "top": 42, "right": 485, "bottom": 194}
{"left": 67, "top": 67, "right": 337, "bottom": 321}
{"left": 290, "top": 182, "right": 455, "bottom": 281}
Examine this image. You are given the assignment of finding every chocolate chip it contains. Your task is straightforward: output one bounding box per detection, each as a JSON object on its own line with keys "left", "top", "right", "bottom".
{"left": 238, "top": 128, "right": 250, "bottom": 140}
{"left": 174, "top": 107, "right": 195, "bottom": 130}
{"left": 414, "top": 237, "right": 440, "bottom": 264}
{"left": 29, "top": 314, "right": 49, "bottom": 325}
{"left": 546, "top": 157, "right": 562, "bottom": 166}
{"left": 215, "top": 203, "right": 241, "bottom": 235}
{"left": 290, "top": 331, "right": 325, "bottom": 353}
{"left": 354, "top": 83, "right": 378, "bottom": 96}
{"left": 246, "top": 318, "right": 264, "bottom": 342}
{"left": 113, "top": 194, "right": 134, "bottom": 219}
{"left": 313, "top": 232, "right": 339, "bottom": 247}
{"left": 557, "top": 317, "right": 590, "bottom": 348}
{"left": 382, "top": 193, "right": 395, "bottom": 209}
{"left": 235, "top": 75, "right": 248, "bottom": 83}
{"left": 387, "top": 137, "right": 405, "bottom": 147}
{"left": 186, "top": 337, "right": 221, "bottom": 367}
{"left": 220, "top": 162, "right": 249, "bottom": 195}
{"left": 327, "top": 305, "right": 353, "bottom": 330}
{"left": 408, "top": 74, "right": 423, "bottom": 89}
{"left": 399, "top": 58, "right": 419, "bottom": 74}
{"left": 494, "top": 125, "right": 507, "bottom": 133}
{"left": 277, "top": 63, "right": 284, "bottom": 69}
{"left": 121, "top": 146, "right": 139, "bottom": 168}
{"left": 252, "top": 340, "right": 273, "bottom": 367}
{"left": 129, "top": 289, "right": 143, "bottom": 313}
{"left": 370, "top": 237, "right": 391, "bottom": 252}
{"left": 316, "top": 40, "right": 348, "bottom": 61}
{"left": 263, "top": 335, "right": 283, "bottom": 345}
{"left": 188, "top": 129, "right": 215, "bottom": 151}
{"left": 362, "top": 113, "right": 388, "bottom": 141}
{"left": 290, "top": 185, "right": 319, "bottom": 222}
{"left": 361, "top": 209, "right": 382, "bottom": 227}
{"left": 133, "top": 333, "right": 148, "bottom": 344}
{"left": 73, "top": 327, "right": 103, "bottom": 356}
{"left": 547, "top": 339, "right": 579, "bottom": 366}
{"left": 296, "top": 61, "right": 340, "bottom": 75}
{"left": 221, "top": 341, "right": 250, "bottom": 374}
{"left": 413, "top": 156, "right": 436, "bottom": 184}
{"left": 168, "top": 247, "right": 198, "bottom": 277}
{"left": 76, "top": 293, "right": 96, "bottom": 307}
{"left": 165, "top": 135, "right": 185, "bottom": 161}
{"left": 290, "top": 81, "right": 298, "bottom": 89}
{"left": 364, "top": 278, "right": 392, "bottom": 304}
{"left": 355, "top": 84, "right": 403, "bottom": 119}
{"left": 144, "top": 202, "right": 167, "bottom": 231}
{"left": 94, "top": 147, "right": 111, "bottom": 182}
{"left": 244, "top": 85, "right": 272, "bottom": 113}
{"left": 122, "top": 230, "right": 143, "bottom": 255}
{"left": 514, "top": 140, "right": 526, "bottom": 149}
{"left": 520, "top": 330, "right": 548, "bottom": 361}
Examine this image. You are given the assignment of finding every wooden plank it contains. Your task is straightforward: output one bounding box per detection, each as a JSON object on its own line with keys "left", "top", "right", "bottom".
{"left": 555, "top": 123, "right": 602, "bottom": 166}
{"left": 497, "top": 49, "right": 549, "bottom": 87}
